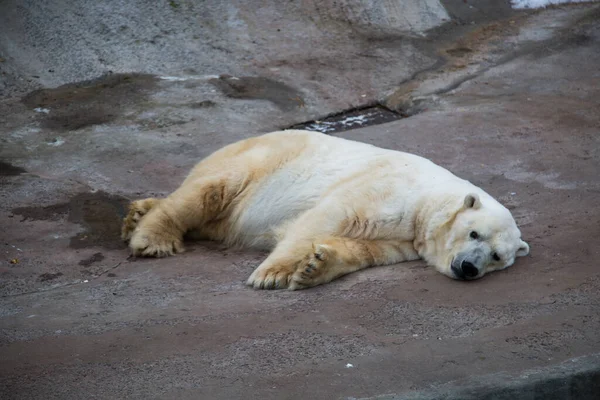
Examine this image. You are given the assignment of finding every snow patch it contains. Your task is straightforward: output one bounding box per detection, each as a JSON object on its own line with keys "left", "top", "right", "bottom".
{"left": 159, "top": 75, "right": 220, "bottom": 82}
{"left": 47, "top": 138, "right": 65, "bottom": 146}
{"left": 304, "top": 114, "right": 374, "bottom": 133}
{"left": 159, "top": 76, "right": 188, "bottom": 81}
{"left": 511, "top": 0, "right": 597, "bottom": 9}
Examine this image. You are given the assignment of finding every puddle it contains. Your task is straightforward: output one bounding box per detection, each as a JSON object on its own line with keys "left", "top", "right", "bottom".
{"left": 209, "top": 75, "right": 304, "bottom": 111}
{"left": 289, "top": 106, "right": 403, "bottom": 133}
{"left": 189, "top": 100, "right": 217, "bottom": 108}
{"left": 0, "top": 161, "right": 27, "bottom": 176}
{"left": 78, "top": 252, "right": 105, "bottom": 267}
{"left": 38, "top": 272, "right": 63, "bottom": 282}
{"left": 21, "top": 73, "right": 158, "bottom": 131}
{"left": 13, "top": 191, "right": 129, "bottom": 250}
{"left": 446, "top": 47, "right": 474, "bottom": 57}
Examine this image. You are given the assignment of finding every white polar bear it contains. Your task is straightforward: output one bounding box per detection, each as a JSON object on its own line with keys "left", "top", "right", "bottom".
{"left": 122, "top": 130, "right": 529, "bottom": 290}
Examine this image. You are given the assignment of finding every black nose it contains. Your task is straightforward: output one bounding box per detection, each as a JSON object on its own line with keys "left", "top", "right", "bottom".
{"left": 461, "top": 261, "right": 479, "bottom": 278}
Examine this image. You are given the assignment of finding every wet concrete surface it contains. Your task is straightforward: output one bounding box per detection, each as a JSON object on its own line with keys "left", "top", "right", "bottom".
{"left": 1, "top": 2, "right": 600, "bottom": 400}
{"left": 0, "top": 162, "right": 26, "bottom": 176}
{"left": 209, "top": 75, "right": 305, "bottom": 112}
{"left": 290, "top": 106, "right": 404, "bottom": 134}
{"left": 12, "top": 191, "right": 129, "bottom": 251}
{"left": 21, "top": 73, "right": 158, "bottom": 132}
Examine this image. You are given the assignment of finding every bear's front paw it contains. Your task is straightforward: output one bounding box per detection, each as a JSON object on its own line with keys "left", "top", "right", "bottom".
{"left": 246, "top": 263, "right": 297, "bottom": 290}
{"left": 121, "top": 198, "right": 160, "bottom": 242}
{"left": 129, "top": 229, "right": 184, "bottom": 257}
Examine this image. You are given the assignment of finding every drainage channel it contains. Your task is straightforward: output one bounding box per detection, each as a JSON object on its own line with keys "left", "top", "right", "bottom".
{"left": 288, "top": 105, "right": 404, "bottom": 134}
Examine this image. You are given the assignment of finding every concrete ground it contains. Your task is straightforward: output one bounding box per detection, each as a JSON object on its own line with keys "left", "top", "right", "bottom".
{"left": 1, "top": 1, "right": 599, "bottom": 399}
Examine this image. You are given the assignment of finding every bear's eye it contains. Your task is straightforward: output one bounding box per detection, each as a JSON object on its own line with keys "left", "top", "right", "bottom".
{"left": 492, "top": 252, "right": 501, "bottom": 261}
{"left": 470, "top": 231, "right": 479, "bottom": 239}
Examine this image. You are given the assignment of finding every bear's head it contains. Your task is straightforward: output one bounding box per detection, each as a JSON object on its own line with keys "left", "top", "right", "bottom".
{"left": 431, "top": 193, "right": 529, "bottom": 280}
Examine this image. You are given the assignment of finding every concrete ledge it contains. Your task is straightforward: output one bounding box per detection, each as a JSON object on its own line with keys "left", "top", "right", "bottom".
{"left": 366, "top": 353, "right": 600, "bottom": 400}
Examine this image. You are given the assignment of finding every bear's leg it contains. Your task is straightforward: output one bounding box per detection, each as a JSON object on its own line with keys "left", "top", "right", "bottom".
{"left": 128, "top": 177, "right": 239, "bottom": 257}
{"left": 247, "top": 236, "right": 418, "bottom": 290}
{"left": 288, "top": 237, "right": 419, "bottom": 290}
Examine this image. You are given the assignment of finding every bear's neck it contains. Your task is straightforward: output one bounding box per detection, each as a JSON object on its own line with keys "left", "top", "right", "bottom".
{"left": 412, "top": 192, "right": 468, "bottom": 268}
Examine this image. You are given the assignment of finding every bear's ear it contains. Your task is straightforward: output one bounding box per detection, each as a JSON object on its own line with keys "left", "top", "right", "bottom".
{"left": 463, "top": 193, "right": 481, "bottom": 210}
{"left": 516, "top": 240, "right": 530, "bottom": 257}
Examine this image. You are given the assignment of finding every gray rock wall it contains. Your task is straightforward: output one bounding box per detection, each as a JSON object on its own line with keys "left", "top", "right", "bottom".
{"left": 0, "top": 0, "right": 449, "bottom": 97}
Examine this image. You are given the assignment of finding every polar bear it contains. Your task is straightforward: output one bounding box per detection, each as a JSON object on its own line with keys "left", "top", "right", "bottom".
{"left": 122, "top": 130, "right": 529, "bottom": 290}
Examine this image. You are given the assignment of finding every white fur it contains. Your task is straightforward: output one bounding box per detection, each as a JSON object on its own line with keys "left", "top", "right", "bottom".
{"left": 125, "top": 130, "right": 529, "bottom": 289}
